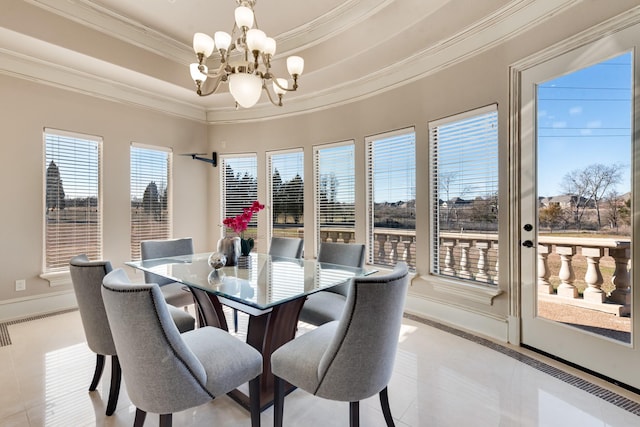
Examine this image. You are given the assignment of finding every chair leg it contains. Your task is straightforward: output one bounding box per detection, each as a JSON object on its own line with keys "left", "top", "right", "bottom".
{"left": 233, "top": 309, "right": 239, "bottom": 333}
{"left": 159, "top": 413, "right": 172, "bottom": 427}
{"left": 379, "top": 387, "right": 395, "bottom": 427}
{"left": 249, "top": 375, "right": 261, "bottom": 427}
{"left": 133, "top": 408, "right": 147, "bottom": 427}
{"left": 274, "top": 375, "right": 285, "bottom": 427}
{"left": 349, "top": 401, "right": 360, "bottom": 427}
{"left": 106, "top": 355, "right": 121, "bottom": 416}
{"left": 89, "top": 354, "right": 105, "bottom": 391}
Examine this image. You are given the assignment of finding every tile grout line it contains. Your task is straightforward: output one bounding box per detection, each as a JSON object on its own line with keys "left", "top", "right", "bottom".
{"left": 404, "top": 312, "right": 640, "bottom": 417}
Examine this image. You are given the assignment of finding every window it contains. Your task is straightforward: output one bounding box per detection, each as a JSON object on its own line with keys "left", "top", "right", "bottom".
{"left": 44, "top": 129, "right": 102, "bottom": 273}
{"left": 366, "top": 128, "right": 416, "bottom": 268}
{"left": 221, "top": 154, "right": 258, "bottom": 241}
{"left": 130, "top": 144, "right": 172, "bottom": 260}
{"left": 268, "top": 149, "right": 304, "bottom": 239}
{"left": 314, "top": 141, "right": 356, "bottom": 253}
{"left": 429, "top": 104, "right": 498, "bottom": 284}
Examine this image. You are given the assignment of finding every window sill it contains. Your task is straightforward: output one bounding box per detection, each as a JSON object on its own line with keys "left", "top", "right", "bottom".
{"left": 414, "top": 275, "right": 503, "bottom": 305}
{"left": 40, "top": 271, "right": 72, "bottom": 287}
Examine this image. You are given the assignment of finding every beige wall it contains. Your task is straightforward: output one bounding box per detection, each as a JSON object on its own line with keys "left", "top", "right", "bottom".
{"left": 0, "top": 75, "right": 208, "bottom": 303}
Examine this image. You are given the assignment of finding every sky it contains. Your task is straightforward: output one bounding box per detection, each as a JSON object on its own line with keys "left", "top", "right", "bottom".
{"left": 536, "top": 51, "right": 632, "bottom": 197}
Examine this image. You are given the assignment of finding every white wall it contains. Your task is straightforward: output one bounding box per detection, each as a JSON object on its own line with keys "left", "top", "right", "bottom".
{"left": 0, "top": 75, "right": 208, "bottom": 316}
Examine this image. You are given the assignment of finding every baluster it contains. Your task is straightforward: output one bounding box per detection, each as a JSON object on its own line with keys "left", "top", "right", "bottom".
{"left": 608, "top": 247, "right": 631, "bottom": 305}
{"left": 475, "top": 241, "right": 489, "bottom": 283}
{"left": 537, "top": 244, "right": 553, "bottom": 294}
{"left": 582, "top": 247, "right": 605, "bottom": 303}
{"left": 387, "top": 239, "right": 398, "bottom": 265}
{"left": 442, "top": 239, "right": 455, "bottom": 275}
{"left": 556, "top": 246, "right": 577, "bottom": 298}
{"left": 458, "top": 241, "right": 472, "bottom": 279}
{"left": 377, "top": 234, "right": 387, "bottom": 265}
{"left": 492, "top": 243, "right": 499, "bottom": 284}
{"left": 402, "top": 239, "right": 412, "bottom": 267}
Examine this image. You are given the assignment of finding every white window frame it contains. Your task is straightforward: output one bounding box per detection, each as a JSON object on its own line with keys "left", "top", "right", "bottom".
{"left": 365, "top": 127, "right": 416, "bottom": 269}
{"left": 219, "top": 153, "right": 258, "bottom": 240}
{"left": 267, "top": 148, "right": 304, "bottom": 242}
{"left": 313, "top": 140, "right": 356, "bottom": 257}
{"left": 41, "top": 128, "right": 103, "bottom": 285}
{"left": 428, "top": 104, "right": 499, "bottom": 287}
{"left": 130, "top": 142, "right": 173, "bottom": 261}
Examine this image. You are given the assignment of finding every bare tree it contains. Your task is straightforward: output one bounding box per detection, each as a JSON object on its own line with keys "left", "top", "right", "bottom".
{"left": 561, "top": 168, "right": 591, "bottom": 230}
{"left": 585, "top": 163, "right": 623, "bottom": 229}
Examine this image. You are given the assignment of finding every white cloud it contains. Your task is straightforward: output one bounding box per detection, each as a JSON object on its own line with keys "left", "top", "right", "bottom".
{"left": 552, "top": 121, "right": 567, "bottom": 128}
{"left": 587, "top": 120, "right": 602, "bottom": 128}
{"left": 569, "top": 106, "right": 582, "bottom": 115}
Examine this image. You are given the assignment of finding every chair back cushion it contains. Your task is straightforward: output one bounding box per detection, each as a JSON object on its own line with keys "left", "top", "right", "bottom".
{"left": 140, "top": 238, "right": 194, "bottom": 286}
{"left": 315, "top": 262, "right": 409, "bottom": 401}
{"left": 269, "top": 237, "right": 304, "bottom": 258}
{"left": 69, "top": 254, "right": 116, "bottom": 356}
{"left": 317, "top": 242, "right": 366, "bottom": 296}
{"left": 101, "top": 269, "right": 211, "bottom": 414}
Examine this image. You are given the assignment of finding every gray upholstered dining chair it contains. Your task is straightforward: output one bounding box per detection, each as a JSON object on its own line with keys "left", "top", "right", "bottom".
{"left": 69, "top": 255, "right": 195, "bottom": 416}
{"left": 140, "top": 237, "right": 195, "bottom": 309}
{"left": 269, "top": 236, "right": 304, "bottom": 258}
{"left": 102, "top": 268, "right": 263, "bottom": 427}
{"left": 271, "top": 262, "right": 409, "bottom": 427}
{"left": 298, "top": 242, "right": 366, "bottom": 326}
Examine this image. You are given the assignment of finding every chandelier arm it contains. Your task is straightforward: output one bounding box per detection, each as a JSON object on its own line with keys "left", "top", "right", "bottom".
{"left": 197, "top": 73, "right": 226, "bottom": 97}
{"left": 272, "top": 77, "right": 299, "bottom": 92}
{"left": 262, "top": 82, "right": 283, "bottom": 107}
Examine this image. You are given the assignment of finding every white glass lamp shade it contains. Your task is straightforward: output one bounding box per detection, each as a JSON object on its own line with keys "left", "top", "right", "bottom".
{"left": 263, "top": 37, "right": 276, "bottom": 56}
{"left": 287, "top": 56, "right": 304, "bottom": 76}
{"left": 190, "top": 63, "right": 208, "bottom": 82}
{"left": 273, "top": 78, "right": 288, "bottom": 95}
{"left": 235, "top": 6, "right": 254, "bottom": 29}
{"left": 193, "top": 33, "right": 215, "bottom": 57}
{"left": 214, "top": 31, "right": 232, "bottom": 51}
{"left": 246, "top": 29, "right": 266, "bottom": 52}
{"left": 229, "top": 73, "right": 263, "bottom": 108}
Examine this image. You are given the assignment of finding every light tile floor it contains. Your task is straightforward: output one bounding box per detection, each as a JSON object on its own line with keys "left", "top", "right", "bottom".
{"left": 1, "top": 308, "right": 640, "bottom": 427}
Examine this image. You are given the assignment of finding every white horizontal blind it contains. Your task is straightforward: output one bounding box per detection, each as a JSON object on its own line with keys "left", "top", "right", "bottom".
{"left": 221, "top": 155, "right": 258, "bottom": 241}
{"left": 130, "top": 144, "right": 172, "bottom": 261}
{"left": 314, "top": 141, "right": 356, "bottom": 254}
{"left": 44, "top": 129, "right": 102, "bottom": 272}
{"left": 268, "top": 149, "right": 304, "bottom": 239}
{"left": 366, "top": 128, "right": 416, "bottom": 268}
{"left": 429, "top": 105, "right": 498, "bottom": 284}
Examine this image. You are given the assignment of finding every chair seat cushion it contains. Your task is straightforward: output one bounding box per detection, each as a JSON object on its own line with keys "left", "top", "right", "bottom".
{"left": 271, "top": 321, "right": 339, "bottom": 394}
{"left": 298, "top": 291, "right": 346, "bottom": 326}
{"left": 167, "top": 305, "right": 195, "bottom": 333}
{"left": 182, "top": 327, "right": 262, "bottom": 397}
{"left": 159, "top": 282, "right": 193, "bottom": 308}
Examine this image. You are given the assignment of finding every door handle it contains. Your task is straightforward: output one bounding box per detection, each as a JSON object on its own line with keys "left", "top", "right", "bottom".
{"left": 522, "top": 240, "right": 534, "bottom": 248}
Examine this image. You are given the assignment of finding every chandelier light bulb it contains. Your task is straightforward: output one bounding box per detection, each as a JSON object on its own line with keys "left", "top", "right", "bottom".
{"left": 193, "top": 33, "right": 215, "bottom": 58}
{"left": 287, "top": 56, "right": 304, "bottom": 76}
{"left": 229, "top": 73, "right": 263, "bottom": 108}
{"left": 190, "top": 63, "right": 208, "bottom": 82}
{"left": 273, "top": 78, "right": 288, "bottom": 95}
{"left": 246, "top": 29, "right": 266, "bottom": 52}
{"left": 214, "top": 31, "right": 232, "bottom": 51}
{"left": 263, "top": 37, "right": 276, "bottom": 56}
{"left": 235, "top": 6, "right": 254, "bottom": 29}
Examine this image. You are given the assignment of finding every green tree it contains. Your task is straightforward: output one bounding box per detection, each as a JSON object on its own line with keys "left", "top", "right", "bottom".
{"left": 46, "top": 160, "right": 65, "bottom": 212}
{"left": 142, "top": 181, "right": 161, "bottom": 221}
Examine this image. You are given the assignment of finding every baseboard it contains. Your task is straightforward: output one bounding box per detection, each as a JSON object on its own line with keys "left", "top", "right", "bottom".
{"left": 404, "top": 293, "right": 509, "bottom": 342}
{"left": 0, "top": 290, "right": 77, "bottom": 322}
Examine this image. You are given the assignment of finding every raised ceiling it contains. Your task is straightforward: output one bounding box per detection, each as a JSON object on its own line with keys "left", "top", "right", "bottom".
{"left": 0, "top": 0, "right": 577, "bottom": 123}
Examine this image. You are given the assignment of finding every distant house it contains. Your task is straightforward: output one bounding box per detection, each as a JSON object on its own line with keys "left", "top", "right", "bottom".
{"left": 539, "top": 194, "right": 595, "bottom": 209}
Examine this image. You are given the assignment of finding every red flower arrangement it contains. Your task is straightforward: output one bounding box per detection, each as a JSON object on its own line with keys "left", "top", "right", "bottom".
{"left": 223, "top": 200, "right": 264, "bottom": 255}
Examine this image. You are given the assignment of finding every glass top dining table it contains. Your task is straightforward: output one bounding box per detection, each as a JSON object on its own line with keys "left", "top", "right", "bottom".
{"left": 126, "top": 252, "right": 376, "bottom": 312}
{"left": 125, "top": 251, "right": 377, "bottom": 411}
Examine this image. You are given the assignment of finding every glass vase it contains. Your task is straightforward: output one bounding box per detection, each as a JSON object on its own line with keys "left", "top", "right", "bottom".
{"left": 217, "top": 236, "right": 241, "bottom": 266}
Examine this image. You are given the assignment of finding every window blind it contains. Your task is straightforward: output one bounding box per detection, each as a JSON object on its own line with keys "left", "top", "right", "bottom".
{"left": 366, "top": 128, "right": 416, "bottom": 268}
{"left": 314, "top": 141, "right": 355, "bottom": 254}
{"left": 44, "top": 129, "right": 102, "bottom": 272}
{"left": 268, "top": 149, "right": 304, "bottom": 239}
{"left": 429, "top": 105, "right": 498, "bottom": 284}
{"left": 221, "top": 155, "right": 258, "bottom": 241}
{"left": 130, "top": 144, "right": 172, "bottom": 260}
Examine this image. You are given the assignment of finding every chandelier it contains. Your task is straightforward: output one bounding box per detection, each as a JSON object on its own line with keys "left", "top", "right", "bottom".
{"left": 189, "top": 0, "right": 304, "bottom": 109}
